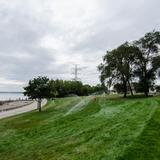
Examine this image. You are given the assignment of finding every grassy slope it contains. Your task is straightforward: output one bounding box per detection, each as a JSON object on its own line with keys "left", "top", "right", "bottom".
{"left": 0, "top": 96, "right": 160, "bottom": 160}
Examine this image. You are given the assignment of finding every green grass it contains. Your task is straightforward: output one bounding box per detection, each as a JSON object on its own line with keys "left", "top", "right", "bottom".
{"left": 0, "top": 96, "right": 160, "bottom": 160}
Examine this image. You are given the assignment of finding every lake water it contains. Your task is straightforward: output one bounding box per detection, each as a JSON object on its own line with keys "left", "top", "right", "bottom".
{"left": 0, "top": 92, "right": 27, "bottom": 101}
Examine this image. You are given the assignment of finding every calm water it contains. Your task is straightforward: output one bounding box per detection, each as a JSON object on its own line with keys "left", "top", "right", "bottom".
{"left": 0, "top": 92, "right": 27, "bottom": 101}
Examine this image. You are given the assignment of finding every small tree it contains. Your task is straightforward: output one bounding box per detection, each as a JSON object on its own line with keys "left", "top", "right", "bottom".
{"left": 24, "top": 76, "right": 50, "bottom": 112}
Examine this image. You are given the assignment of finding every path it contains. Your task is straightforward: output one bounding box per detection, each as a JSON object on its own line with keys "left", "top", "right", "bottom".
{"left": 0, "top": 99, "right": 47, "bottom": 119}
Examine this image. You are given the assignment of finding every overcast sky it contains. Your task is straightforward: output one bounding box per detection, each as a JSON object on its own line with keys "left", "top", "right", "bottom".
{"left": 0, "top": 0, "right": 160, "bottom": 91}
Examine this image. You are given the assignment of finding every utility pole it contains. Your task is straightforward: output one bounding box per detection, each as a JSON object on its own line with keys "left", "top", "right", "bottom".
{"left": 72, "top": 64, "right": 86, "bottom": 81}
{"left": 72, "top": 64, "right": 79, "bottom": 81}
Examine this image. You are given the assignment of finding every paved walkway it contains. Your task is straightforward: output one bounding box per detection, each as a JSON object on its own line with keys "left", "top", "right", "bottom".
{"left": 0, "top": 100, "right": 33, "bottom": 111}
{"left": 0, "top": 99, "right": 47, "bottom": 119}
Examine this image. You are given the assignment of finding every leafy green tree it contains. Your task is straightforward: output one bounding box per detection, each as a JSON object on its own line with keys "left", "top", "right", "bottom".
{"left": 114, "top": 83, "right": 124, "bottom": 93}
{"left": 134, "top": 30, "right": 160, "bottom": 96}
{"left": 98, "top": 42, "right": 139, "bottom": 97}
{"left": 81, "top": 84, "right": 91, "bottom": 96}
{"left": 48, "top": 80, "right": 58, "bottom": 99}
{"left": 24, "top": 76, "right": 50, "bottom": 112}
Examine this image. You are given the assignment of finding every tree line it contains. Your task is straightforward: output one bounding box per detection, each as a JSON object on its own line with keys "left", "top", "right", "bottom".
{"left": 48, "top": 79, "right": 103, "bottom": 97}
{"left": 24, "top": 77, "right": 103, "bottom": 111}
{"left": 98, "top": 30, "right": 160, "bottom": 97}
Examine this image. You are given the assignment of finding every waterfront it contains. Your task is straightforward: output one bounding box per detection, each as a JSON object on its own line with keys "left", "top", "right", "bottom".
{"left": 0, "top": 92, "right": 26, "bottom": 101}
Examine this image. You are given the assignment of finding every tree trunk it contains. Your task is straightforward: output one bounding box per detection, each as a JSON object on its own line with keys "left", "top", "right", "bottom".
{"left": 37, "top": 98, "right": 42, "bottom": 112}
{"left": 144, "top": 79, "right": 149, "bottom": 97}
{"left": 144, "top": 91, "right": 148, "bottom": 97}
{"left": 122, "top": 74, "right": 127, "bottom": 98}
{"left": 127, "top": 80, "right": 134, "bottom": 96}
{"left": 144, "top": 65, "right": 149, "bottom": 97}
{"left": 124, "top": 91, "right": 127, "bottom": 98}
{"left": 123, "top": 81, "right": 127, "bottom": 98}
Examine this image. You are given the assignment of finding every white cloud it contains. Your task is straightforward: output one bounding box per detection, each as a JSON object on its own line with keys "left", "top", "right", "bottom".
{"left": 0, "top": 78, "right": 23, "bottom": 85}
{"left": 0, "top": 0, "right": 160, "bottom": 91}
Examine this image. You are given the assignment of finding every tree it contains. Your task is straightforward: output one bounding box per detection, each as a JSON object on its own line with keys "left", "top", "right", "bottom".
{"left": 24, "top": 76, "right": 50, "bottom": 112}
{"left": 114, "top": 83, "right": 124, "bottom": 93}
{"left": 48, "top": 80, "right": 58, "bottom": 99}
{"left": 134, "top": 30, "right": 160, "bottom": 96}
{"left": 98, "top": 42, "right": 139, "bottom": 97}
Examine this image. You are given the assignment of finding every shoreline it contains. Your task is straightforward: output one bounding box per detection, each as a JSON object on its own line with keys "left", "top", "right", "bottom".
{"left": 0, "top": 99, "right": 47, "bottom": 119}
{"left": 0, "top": 100, "right": 33, "bottom": 112}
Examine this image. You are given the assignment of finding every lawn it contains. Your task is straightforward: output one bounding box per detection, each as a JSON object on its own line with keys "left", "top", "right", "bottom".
{"left": 0, "top": 96, "right": 160, "bottom": 160}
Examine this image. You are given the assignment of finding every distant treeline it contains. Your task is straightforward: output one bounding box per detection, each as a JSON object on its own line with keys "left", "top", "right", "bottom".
{"left": 48, "top": 79, "right": 103, "bottom": 97}
{"left": 24, "top": 77, "right": 103, "bottom": 101}
{"left": 24, "top": 77, "right": 103, "bottom": 112}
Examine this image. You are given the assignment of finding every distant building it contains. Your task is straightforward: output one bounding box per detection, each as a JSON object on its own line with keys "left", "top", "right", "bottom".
{"left": 126, "top": 83, "right": 136, "bottom": 94}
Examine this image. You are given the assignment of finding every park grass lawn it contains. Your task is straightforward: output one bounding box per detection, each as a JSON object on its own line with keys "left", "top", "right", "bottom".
{"left": 0, "top": 96, "right": 160, "bottom": 160}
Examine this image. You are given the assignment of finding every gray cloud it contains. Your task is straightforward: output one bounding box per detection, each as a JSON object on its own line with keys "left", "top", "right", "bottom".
{"left": 0, "top": 0, "right": 160, "bottom": 91}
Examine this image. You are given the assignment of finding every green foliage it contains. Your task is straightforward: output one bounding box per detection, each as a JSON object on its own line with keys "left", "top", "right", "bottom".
{"left": 114, "top": 83, "right": 124, "bottom": 93}
{"left": 47, "top": 79, "right": 103, "bottom": 97}
{"left": 134, "top": 30, "right": 160, "bottom": 96}
{"left": 0, "top": 96, "right": 160, "bottom": 159}
{"left": 99, "top": 30, "right": 160, "bottom": 97}
{"left": 98, "top": 42, "right": 139, "bottom": 97}
{"left": 24, "top": 77, "right": 103, "bottom": 100}
{"left": 24, "top": 76, "right": 50, "bottom": 99}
